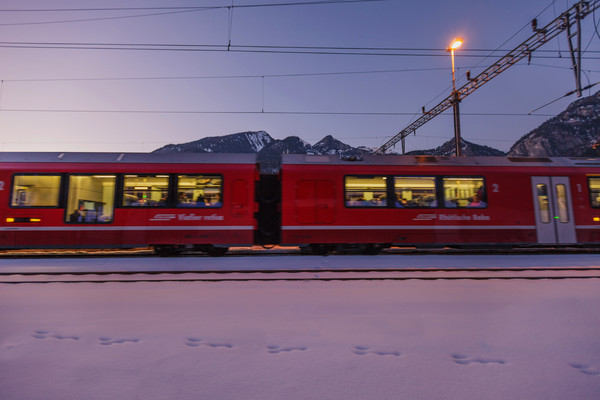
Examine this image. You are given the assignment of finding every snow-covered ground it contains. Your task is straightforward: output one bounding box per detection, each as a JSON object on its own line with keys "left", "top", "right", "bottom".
{"left": 1, "top": 254, "right": 600, "bottom": 399}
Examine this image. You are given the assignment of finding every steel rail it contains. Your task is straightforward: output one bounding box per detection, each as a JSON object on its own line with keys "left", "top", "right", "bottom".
{"left": 2, "top": 266, "right": 600, "bottom": 275}
{"left": 2, "top": 267, "right": 600, "bottom": 284}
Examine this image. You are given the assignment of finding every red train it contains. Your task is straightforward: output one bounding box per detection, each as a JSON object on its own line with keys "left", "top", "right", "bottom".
{"left": 0, "top": 152, "right": 256, "bottom": 256}
{"left": 0, "top": 152, "right": 599, "bottom": 254}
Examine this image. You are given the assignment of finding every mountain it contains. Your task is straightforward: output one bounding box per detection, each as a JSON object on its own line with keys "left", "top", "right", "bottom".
{"left": 152, "top": 92, "right": 600, "bottom": 170}
{"left": 153, "top": 131, "right": 505, "bottom": 172}
{"left": 154, "top": 131, "right": 371, "bottom": 172}
{"left": 153, "top": 130, "right": 274, "bottom": 154}
{"left": 508, "top": 90, "right": 600, "bottom": 157}
{"left": 312, "top": 135, "right": 354, "bottom": 155}
{"left": 405, "top": 138, "right": 506, "bottom": 157}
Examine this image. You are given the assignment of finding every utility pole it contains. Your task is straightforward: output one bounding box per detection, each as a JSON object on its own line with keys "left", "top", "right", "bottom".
{"left": 376, "top": 0, "right": 599, "bottom": 155}
{"left": 565, "top": 2, "right": 586, "bottom": 97}
{"left": 449, "top": 38, "right": 463, "bottom": 156}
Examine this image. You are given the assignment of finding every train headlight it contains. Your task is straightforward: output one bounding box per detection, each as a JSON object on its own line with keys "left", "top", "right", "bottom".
{"left": 5, "top": 217, "right": 41, "bottom": 223}
{"left": 594, "top": 217, "right": 600, "bottom": 222}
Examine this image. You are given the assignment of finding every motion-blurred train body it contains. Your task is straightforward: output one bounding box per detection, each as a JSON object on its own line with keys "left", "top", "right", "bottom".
{"left": 280, "top": 154, "right": 600, "bottom": 253}
{"left": 0, "top": 152, "right": 599, "bottom": 254}
{"left": 0, "top": 152, "right": 256, "bottom": 256}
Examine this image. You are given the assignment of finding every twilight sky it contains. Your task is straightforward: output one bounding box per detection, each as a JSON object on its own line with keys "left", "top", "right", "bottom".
{"left": 0, "top": 0, "right": 598, "bottom": 153}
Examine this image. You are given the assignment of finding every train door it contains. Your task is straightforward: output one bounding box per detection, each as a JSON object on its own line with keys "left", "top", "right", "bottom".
{"left": 295, "top": 180, "right": 335, "bottom": 224}
{"left": 531, "top": 176, "right": 576, "bottom": 244}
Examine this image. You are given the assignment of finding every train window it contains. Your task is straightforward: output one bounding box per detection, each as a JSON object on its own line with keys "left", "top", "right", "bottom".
{"left": 394, "top": 177, "right": 436, "bottom": 208}
{"left": 345, "top": 176, "right": 387, "bottom": 207}
{"left": 177, "top": 175, "right": 222, "bottom": 208}
{"left": 555, "top": 184, "right": 570, "bottom": 223}
{"left": 122, "top": 175, "right": 169, "bottom": 207}
{"left": 66, "top": 175, "right": 116, "bottom": 223}
{"left": 536, "top": 184, "right": 550, "bottom": 223}
{"left": 442, "top": 177, "right": 486, "bottom": 208}
{"left": 589, "top": 177, "right": 600, "bottom": 208}
{"left": 11, "top": 175, "right": 61, "bottom": 207}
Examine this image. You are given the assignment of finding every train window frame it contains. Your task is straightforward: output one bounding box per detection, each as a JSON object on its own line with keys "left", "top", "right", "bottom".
{"left": 344, "top": 175, "right": 389, "bottom": 208}
{"left": 442, "top": 176, "right": 487, "bottom": 208}
{"left": 65, "top": 174, "right": 117, "bottom": 224}
{"left": 588, "top": 177, "right": 600, "bottom": 208}
{"left": 10, "top": 173, "right": 63, "bottom": 208}
{"left": 176, "top": 174, "right": 223, "bottom": 208}
{"left": 121, "top": 174, "right": 170, "bottom": 208}
{"left": 393, "top": 176, "right": 438, "bottom": 208}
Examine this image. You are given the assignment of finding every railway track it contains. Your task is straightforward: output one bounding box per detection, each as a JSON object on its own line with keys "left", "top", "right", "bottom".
{"left": 2, "top": 267, "right": 600, "bottom": 284}
{"left": 0, "top": 245, "right": 599, "bottom": 259}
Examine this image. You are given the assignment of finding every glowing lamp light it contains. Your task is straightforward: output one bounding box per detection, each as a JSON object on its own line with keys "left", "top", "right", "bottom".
{"left": 5, "top": 217, "right": 41, "bottom": 223}
{"left": 594, "top": 217, "right": 600, "bottom": 222}
{"left": 449, "top": 38, "right": 463, "bottom": 50}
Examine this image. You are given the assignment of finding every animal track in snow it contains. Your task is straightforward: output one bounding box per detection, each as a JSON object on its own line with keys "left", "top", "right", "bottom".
{"left": 99, "top": 337, "right": 140, "bottom": 346}
{"left": 185, "top": 337, "right": 233, "bottom": 349}
{"left": 451, "top": 353, "right": 507, "bottom": 366}
{"left": 569, "top": 363, "right": 600, "bottom": 376}
{"left": 353, "top": 345, "right": 401, "bottom": 357}
{"left": 32, "top": 330, "right": 79, "bottom": 341}
{"left": 266, "top": 345, "right": 307, "bottom": 354}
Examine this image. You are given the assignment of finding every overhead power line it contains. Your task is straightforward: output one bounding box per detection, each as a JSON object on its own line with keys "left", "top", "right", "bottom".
{"left": 0, "top": 40, "right": 598, "bottom": 58}
{"left": 0, "top": 0, "right": 386, "bottom": 12}
{"left": 4, "top": 62, "right": 597, "bottom": 83}
{"left": 0, "top": 0, "right": 387, "bottom": 26}
{"left": 0, "top": 108, "right": 555, "bottom": 117}
{"left": 529, "top": 79, "right": 600, "bottom": 113}
{"left": 0, "top": 9, "right": 215, "bottom": 27}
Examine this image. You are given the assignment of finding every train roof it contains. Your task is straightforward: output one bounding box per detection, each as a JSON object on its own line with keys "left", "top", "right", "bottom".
{"left": 0, "top": 152, "right": 257, "bottom": 164}
{"left": 282, "top": 154, "right": 600, "bottom": 168}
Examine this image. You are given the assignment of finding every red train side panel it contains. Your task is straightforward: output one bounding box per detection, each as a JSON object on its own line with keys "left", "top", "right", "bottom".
{"left": 0, "top": 152, "right": 258, "bottom": 252}
{"left": 280, "top": 154, "right": 600, "bottom": 249}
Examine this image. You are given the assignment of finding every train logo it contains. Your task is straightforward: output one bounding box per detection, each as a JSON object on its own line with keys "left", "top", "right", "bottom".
{"left": 149, "top": 214, "right": 177, "bottom": 222}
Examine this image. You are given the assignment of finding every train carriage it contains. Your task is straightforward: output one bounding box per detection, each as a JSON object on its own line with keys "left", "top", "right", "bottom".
{"left": 0, "top": 152, "right": 258, "bottom": 255}
{"left": 279, "top": 154, "right": 600, "bottom": 253}
{"left": 1, "top": 151, "right": 599, "bottom": 255}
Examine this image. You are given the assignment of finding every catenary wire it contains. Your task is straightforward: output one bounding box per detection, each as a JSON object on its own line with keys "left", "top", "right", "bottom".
{"left": 0, "top": 0, "right": 386, "bottom": 12}
{"left": 0, "top": 0, "right": 387, "bottom": 26}
{"left": 1, "top": 61, "right": 596, "bottom": 83}
{"left": 0, "top": 40, "right": 598, "bottom": 57}
{"left": 0, "top": 108, "right": 555, "bottom": 116}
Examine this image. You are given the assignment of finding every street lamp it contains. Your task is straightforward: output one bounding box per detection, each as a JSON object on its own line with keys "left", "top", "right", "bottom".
{"left": 448, "top": 38, "right": 463, "bottom": 156}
